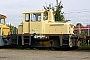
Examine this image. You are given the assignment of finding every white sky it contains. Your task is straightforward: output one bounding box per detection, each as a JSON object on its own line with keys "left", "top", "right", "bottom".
{"left": 0, "top": 0, "right": 90, "bottom": 27}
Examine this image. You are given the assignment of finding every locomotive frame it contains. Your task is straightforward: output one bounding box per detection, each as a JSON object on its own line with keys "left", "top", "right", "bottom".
{"left": 9, "top": 9, "right": 78, "bottom": 48}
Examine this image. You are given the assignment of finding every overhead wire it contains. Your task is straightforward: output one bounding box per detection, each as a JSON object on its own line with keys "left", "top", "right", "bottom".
{"left": 6, "top": 9, "right": 90, "bottom": 26}
{"left": 64, "top": 9, "right": 90, "bottom": 14}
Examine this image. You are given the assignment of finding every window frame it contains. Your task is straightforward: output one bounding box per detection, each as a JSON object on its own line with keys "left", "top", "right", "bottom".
{"left": 25, "top": 14, "right": 30, "bottom": 22}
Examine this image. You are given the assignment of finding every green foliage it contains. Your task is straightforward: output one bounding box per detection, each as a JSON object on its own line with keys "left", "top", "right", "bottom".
{"left": 45, "top": 48, "right": 51, "bottom": 51}
{"left": 50, "top": 48, "right": 55, "bottom": 51}
{"left": 7, "top": 24, "right": 18, "bottom": 34}
{"left": 74, "top": 30, "right": 79, "bottom": 34}
{"left": 81, "top": 30, "right": 86, "bottom": 35}
{"left": 55, "top": 1, "right": 64, "bottom": 21}
{"left": 33, "top": 48, "right": 38, "bottom": 50}
{"left": 43, "top": 0, "right": 65, "bottom": 21}
{"left": 14, "top": 46, "right": 24, "bottom": 49}
{"left": 74, "top": 23, "right": 87, "bottom": 35}
{"left": 74, "top": 30, "right": 86, "bottom": 35}
{"left": 76, "top": 23, "right": 83, "bottom": 26}
{"left": 25, "top": 48, "right": 30, "bottom": 50}
{"left": 78, "top": 39, "right": 90, "bottom": 50}
{"left": 78, "top": 45, "right": 90, "bottom": 50}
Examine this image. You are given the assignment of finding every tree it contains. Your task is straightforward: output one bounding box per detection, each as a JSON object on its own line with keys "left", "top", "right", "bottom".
{"left": 43, "top": 0, "right": 65, "bottom": 21}
{"left": 55, "top": 0, "right": 64, "bottom": 21}
{"left": 76, "top": 23, "right": 83, "bottom": 26}
{"left": 74, "top": 23, "right": 86, "bottom": 35}
{"left": 75, "top": 23, "right": 82, "bottom": 34}
{"left": 6, "top": 23, "right": 18, "bottom": 34}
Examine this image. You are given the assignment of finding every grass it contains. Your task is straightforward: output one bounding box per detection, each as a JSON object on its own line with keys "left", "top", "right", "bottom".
{"left": 25, "top": 48, "right": 30, "bottom": 50}
{"left": 78, "top": 45, "right": 90, "bottom": 50}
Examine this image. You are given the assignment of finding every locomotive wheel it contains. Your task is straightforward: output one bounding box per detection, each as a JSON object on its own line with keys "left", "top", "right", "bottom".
{"left": 49, "top": 36, "right": 60, "bottom": 48}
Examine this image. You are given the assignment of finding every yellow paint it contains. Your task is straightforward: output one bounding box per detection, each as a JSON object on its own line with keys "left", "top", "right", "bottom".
{"left": 18, "top": 24, "right": 23, "bottom": 34}
{"left": 18, "top": 9, "right": 74, "bottom": 35}
{"left": 3, "top": 28, "right": 10, "bottom": 36}
{"left": 0, "top": 14, "right": 10, "bottom": 36}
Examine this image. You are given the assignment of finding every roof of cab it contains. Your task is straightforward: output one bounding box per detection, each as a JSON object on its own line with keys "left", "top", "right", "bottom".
{"left": 0, "top": 14, "right": 7, "bottom": 18}
{"left": 22, "top": 9, "right": 45, "bottom": 14}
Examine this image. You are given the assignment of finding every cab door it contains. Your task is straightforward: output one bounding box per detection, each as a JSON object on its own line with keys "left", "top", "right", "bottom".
{"left": 2, "top": 28, "right": 10, "bottom": 36}
{"left": 0, "top": 27, "right": 4, "bottom": 46}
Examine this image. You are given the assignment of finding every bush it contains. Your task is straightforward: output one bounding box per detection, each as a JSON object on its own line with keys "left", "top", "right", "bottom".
{"left": 25, "top": 48, "right": 30, "bottom": 50}
{"left": 78, "top": 45, "right": 90, "bottom": 50}
{"left": 33, "top": 48, "right": 38, "bottom": 50}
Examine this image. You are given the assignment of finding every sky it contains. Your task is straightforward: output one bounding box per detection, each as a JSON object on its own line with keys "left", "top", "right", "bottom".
{"left": 0, "top": 0, "right": 90, "bottom": 27}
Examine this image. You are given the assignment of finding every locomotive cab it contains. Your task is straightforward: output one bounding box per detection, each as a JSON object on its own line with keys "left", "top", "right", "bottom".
{"left": 0, "top": 14, "right": 10, "bottom": 46}
{"left": 0, "top": 14, "right": 10, "bottom": 36}
{"left": 18, "top": 9, "right": 55, "bottom": 34}
{"left": 18, "top": 9, "right": 74, "bottom": 35}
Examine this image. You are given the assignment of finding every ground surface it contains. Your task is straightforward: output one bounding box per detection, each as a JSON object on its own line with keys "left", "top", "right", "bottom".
{"left": 0, "top": 49, "right": 90, "bottom": 60}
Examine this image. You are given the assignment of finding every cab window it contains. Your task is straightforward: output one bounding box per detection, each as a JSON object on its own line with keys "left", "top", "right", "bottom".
{"left": 31, "top": 13, "right": 41, "bottom": 22}
{"left": 25, "top": 14, "right": 30, "bottom": 22}
{"left": 43, "top": 11, "right": 48, "bottom": 20}
{"left": 0, "top": 18, "right": 4, "bottom": 24}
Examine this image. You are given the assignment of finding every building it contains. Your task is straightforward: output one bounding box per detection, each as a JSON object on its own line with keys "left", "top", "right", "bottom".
{"left": 74, "top": 26, "right": 90, "bottom": 36}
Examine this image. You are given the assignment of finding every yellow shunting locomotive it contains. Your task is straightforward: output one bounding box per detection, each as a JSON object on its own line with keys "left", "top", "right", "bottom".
{"left": 0, "top": 14, "right": 10, "bottom": 46}
{"left": 10, "top": 9, "right": 78, "bottom": 48}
